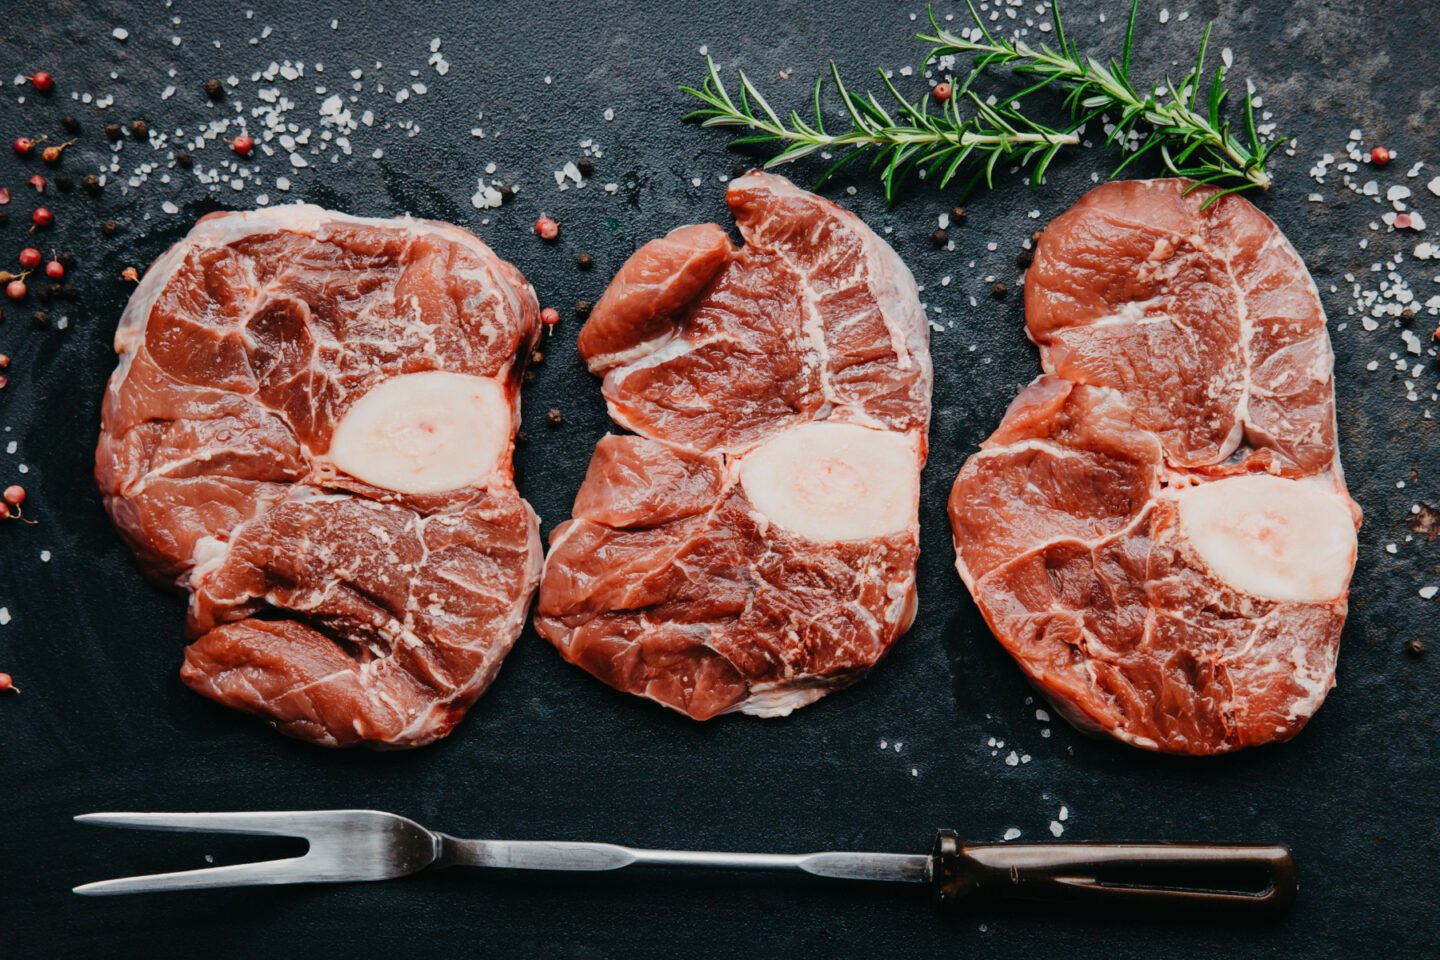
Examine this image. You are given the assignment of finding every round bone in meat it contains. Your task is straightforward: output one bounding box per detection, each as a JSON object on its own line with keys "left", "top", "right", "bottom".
{"left": 95, "top": 204, "right": 542, "bottom": 748}
{"left": 740, "top": 422, "right": 918, "bottom": 542}
{"left": 1175, "top": 475, "right": 1357, "bottom": 604}
{"left": 328, "top": 372, "right": 509, "bottom": 494}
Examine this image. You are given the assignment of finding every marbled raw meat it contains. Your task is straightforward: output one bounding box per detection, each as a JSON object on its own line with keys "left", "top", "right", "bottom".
{"left": 537, "top": 173, "right": 932, "bottom": 720}
{"left": 949, "top": 179, "right": 1360, "bottom": 754}
{"left": 96, "top": 205, "right": 541, "bottom": 748}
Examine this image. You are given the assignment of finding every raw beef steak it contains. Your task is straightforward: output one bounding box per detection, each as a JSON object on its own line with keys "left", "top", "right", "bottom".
{"left": 949, "top": 179, "right": 1360, "bottom": 754}
{"left": 95, "top": 205, "right": 542, "bottom": 748}
{"left": 536, "top": 172, "right": 931, "bottom": 720}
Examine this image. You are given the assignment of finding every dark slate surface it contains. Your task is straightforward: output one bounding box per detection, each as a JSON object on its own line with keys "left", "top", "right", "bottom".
{"left": 1, "top": 1, "right": 1436, "bottom": 957}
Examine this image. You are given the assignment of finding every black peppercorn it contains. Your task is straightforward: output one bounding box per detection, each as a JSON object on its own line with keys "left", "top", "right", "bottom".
{"left": 54, "top": 173, "right": 73, "bottom": 192}
{"left": 61, "top": 283, "right": 78, "bottom": 299}
{"left": 175, "top": 150, "right": 192, "bottom": 168}
{"left": 102, "top": 220, "right": 118, "bottom": 236}
{"left": 82, "top": 174, "right": 102, "bottom": 195}
{"left": 930, "top": 228, "right": 948, "bottom": 248}
{"left": 950, "top": 206, "right": 967, "bottom": 224}
{"left": 1016, "top": 249, "right": 1034, "bottom": 269}
{"left": 498, "top": 184, "right": 515, "bottom": 203}
{"left": 129, "top": 119, "right": 149, "bottom": 138}
{"left": 60, "top": 115, "right": 80, "bottom": 134}
{"left": 991, "top": 282, "right": 1008, "bottom": 299}
{"left": 531, "top": 351, "right": 545, "bottom": 365}
{"left": 104, "top": 122, "right": 122, "bottom": 141}
{"left": 32, "top": 310, "right": 50, "bottom": 327}
{"left": 204, "top": 78, "right": 224, "bottom": 98}
{"left": 47, "top": 282, "right": 64, "bottom": 298}
{"left": 1408, "top": 639, "right": 1426, "bottom": 657}
{"left": 515, "top": 430, "right": 528, "bottom": 445}
{"left": 577, "top": 157, "right": 594, "bottom": 176}
{"left": 522, "top": 369, "right": 536, "bottom": 385}
{"left": 731, "top": 163, "right": 748, "bottom": 180}
{"left": 58, "top": 251, "right": 76, "bottom": 268}
{"left": 545, "top": 408, "right": 564, "bottom": 427}
{"left": 577, "top": 252, "right": 593, "bottom": 270}
{"left": 1402, "top": 307, "right": 1418, "bottom": 323}
{"left": 574, "top": 299, "right": 593, "bottom": 319}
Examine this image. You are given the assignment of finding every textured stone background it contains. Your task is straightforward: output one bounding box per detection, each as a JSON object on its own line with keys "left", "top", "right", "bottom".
{"left": 0, "top": 1, "right": 1435, "bottom": 957}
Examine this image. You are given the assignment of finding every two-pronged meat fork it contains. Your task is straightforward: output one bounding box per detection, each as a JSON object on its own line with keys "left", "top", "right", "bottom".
{"left": 74, "top": 809, "right": 1297, "bottom": 913}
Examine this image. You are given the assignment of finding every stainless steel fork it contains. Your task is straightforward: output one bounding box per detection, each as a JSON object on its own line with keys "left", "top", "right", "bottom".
{"left": 74, "top": 809, "right": 1298, "bottom": 915}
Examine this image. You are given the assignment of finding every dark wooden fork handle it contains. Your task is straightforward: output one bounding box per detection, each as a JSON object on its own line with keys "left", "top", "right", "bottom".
{"left": 929, "top": 830, "right": 1297, "bottom": 914}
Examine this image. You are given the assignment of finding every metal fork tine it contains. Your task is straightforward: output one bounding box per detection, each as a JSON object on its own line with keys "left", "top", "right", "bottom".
{"left": 73, "top": 858, "right": 312, "bottom": 896}
{"left": 74, "top": 810, "right": 440, "bottom": 893}
{"left": 76, "top": 811, "right": 325, "bottom": 838}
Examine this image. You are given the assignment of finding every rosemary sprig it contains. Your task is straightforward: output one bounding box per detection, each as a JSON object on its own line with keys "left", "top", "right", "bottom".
{"left": 921, "top": 0, "right": 1281, "bottom": 202}
{"left": 680, "top": 55, "right": 1079, "bottom": 202}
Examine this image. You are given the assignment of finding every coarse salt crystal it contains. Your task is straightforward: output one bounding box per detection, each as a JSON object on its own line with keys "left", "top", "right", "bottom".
{"left": 1002, "top": 827, "right": 1021, "bottom": 841}
{"left": 112, "top": 27, "right": 129, "bottom": 40}
{"left": 1421, "top": 586, "right": 1439, "bottom": 600}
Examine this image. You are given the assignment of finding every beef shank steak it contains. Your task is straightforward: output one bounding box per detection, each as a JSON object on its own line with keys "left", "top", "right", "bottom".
{"left": 95, "top": 204, "right": 542, "bottom": 748}
{"left": 948, "top": 179, "right": 1360, "bottom": 754}
{"left": 536, "top": 172, "right": 932, "bottom": 720}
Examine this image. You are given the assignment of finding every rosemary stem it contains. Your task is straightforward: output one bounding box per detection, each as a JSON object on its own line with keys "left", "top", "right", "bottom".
{"left": 705, "top": 117, "right": 1078, "bottom": 153}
